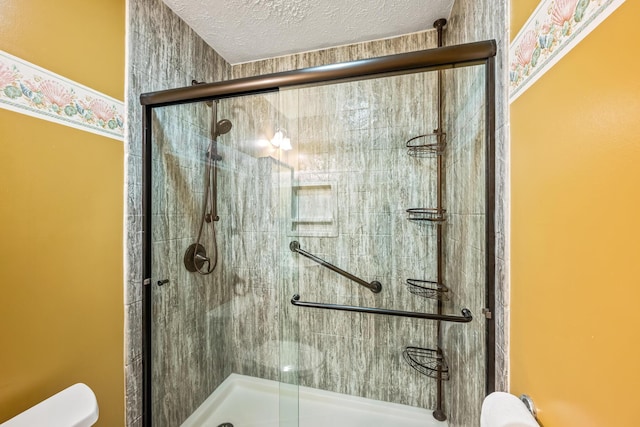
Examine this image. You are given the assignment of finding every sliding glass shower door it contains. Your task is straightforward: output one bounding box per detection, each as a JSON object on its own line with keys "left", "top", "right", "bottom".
{"left": 148, "top": 93, "right": 301, "bottom": 427}
{"left": 280, "top": 63, "right": 490, "bottom": 426}
{"left": 142, "top": 41, "right": 495, "bottom": 427}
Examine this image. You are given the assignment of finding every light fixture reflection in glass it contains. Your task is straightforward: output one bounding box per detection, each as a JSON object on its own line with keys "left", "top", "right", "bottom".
{"left": 271, "top": 128, "right": 292, "bottom": 151}
{"left": 256, "top": 138, "right": 270, "bottom": 148}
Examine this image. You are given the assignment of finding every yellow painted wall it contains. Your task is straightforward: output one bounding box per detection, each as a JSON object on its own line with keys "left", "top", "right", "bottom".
{"left": 0, "top": 0, "right": 125, "bottom": 425}
{"left": 510, "top": 1, "right": 640, "bottom": 426}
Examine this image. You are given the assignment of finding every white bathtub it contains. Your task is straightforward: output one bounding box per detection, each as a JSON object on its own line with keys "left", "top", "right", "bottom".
{"left": 182, "top": 374, "right": 448, "bottom": 427}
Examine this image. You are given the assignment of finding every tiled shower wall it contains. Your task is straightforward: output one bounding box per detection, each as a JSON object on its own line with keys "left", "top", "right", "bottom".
{"left": 448, "top": 0, "right": 510, "bottom": 392}
{"left": 208, "top": 92, "right": 295, "bottom": 384}
{"left": 232, "top": 16, "right": 508, "bottom": 426}
{"left": 217, "top": 31, "right": 447, "bottom": 410}
{"left": 284, "top": 75, "right": 443, "bottom": 408}
{"left": 441, "top": 1, "right": 509, "bottom": 426}
{"left": 125, "top": 0, "right": 231, "bottom": 425}
{"left": 126, "top": 1, "right": 508, "bottom": 426}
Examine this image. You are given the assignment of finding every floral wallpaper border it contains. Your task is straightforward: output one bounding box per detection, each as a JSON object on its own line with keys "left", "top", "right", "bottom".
{"left": 510, "top": 0, "right": 625, "bottom": 103}
{"left": 0, "top": 50, "right": 124, "bottom": 141}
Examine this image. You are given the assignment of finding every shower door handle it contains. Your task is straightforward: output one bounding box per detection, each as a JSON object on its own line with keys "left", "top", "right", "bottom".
{"left": 291, "top": 294, "right": 472, "bottom": 323}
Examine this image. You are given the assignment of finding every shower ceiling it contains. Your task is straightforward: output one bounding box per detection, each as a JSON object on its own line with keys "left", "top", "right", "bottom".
{"left": 160, "top": 0, "right": 455, "bottom": 64}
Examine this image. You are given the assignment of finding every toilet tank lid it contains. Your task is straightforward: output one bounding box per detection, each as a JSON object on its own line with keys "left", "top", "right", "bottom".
{"left": 1, "top": 383, "right": 99, "bottom": 427}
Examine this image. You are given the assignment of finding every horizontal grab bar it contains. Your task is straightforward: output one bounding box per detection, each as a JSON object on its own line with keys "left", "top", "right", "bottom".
{"left": 290, "top": 241, "right": 382, "bottom": 293}
{"left": 291, "top": 294, "right": 472, "bottom": 323}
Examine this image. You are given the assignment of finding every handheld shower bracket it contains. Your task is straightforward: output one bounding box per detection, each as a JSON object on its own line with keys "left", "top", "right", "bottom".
{"left": 206, "top": 147, "right": 223, "bottom": 162}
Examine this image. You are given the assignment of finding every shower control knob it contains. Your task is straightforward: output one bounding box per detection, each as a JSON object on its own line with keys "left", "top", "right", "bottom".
{"left": 157, "top": 279, "right": 170, "bottom": 286}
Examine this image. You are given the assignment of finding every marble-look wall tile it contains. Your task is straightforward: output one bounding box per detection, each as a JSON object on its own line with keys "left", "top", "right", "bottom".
{"left": 125, "top": 356, "right": 143, "bottom": 426}
{"left": 226, "top": 32, "right": 450, "bottom": 411}
{"left": 174, "top": 29, "right": 488, "bottom": 421}
{"left": 125, "top": 0, "right": 231, "bottom": 425}
{"left": 442, "top": 1, "right": 509, "bottom": 426}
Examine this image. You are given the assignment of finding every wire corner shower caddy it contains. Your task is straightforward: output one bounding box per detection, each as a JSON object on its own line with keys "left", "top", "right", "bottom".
{"left": 139, "top": 27, "right": 497, "bottom": 426}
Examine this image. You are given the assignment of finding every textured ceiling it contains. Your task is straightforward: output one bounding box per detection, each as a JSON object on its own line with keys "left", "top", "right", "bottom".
{"left": 161, "top": 0, "right": 455, "bottom": 64}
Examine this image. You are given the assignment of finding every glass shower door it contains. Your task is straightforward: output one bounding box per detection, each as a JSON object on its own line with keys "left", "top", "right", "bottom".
{"left": 148, "top": 93, "right": 301, "bottom": 427}
{"left": 145, "top": 54, "right": 492, "bottom": 427}
{"left": 279, "top": 63, "right": 489, "bottom": 426}
{"left": 279, "top": 73, "right": 444, "bottom": 425}
{"left": 149, "top": 101, "right": 231, "bottom": 426}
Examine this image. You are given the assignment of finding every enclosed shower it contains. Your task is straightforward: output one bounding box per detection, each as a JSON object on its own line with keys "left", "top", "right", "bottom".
{"left": 140, "top": 25, "right": 495, "bottom": 427}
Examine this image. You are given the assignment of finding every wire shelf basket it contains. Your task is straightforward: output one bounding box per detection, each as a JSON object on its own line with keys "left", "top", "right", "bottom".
{"left": 406, "top": 208, "right": 446, "bottom": 223}
{"left": 403, "top": 346, "right": 449, "bottom": 380}
{"left": 406, "top": 279, "right": 449, "bottom": 300}
{"left": 406, "top": 133, "right": 446, "bottom": 157}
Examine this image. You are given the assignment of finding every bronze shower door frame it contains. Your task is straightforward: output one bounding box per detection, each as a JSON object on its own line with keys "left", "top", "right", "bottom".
{"left": 139, "top": 39, "right": 497, "bottom": 427}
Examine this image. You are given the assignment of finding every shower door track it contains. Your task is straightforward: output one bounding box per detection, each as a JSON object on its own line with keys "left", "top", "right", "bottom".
{"left": 140, "top": 39, "right": 497, "bottom": 427}
{"left": 140, "top": 41, "right": 495, "bottom": 107}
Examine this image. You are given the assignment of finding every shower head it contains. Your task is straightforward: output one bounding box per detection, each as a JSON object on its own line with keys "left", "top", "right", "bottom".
{"left": 210, "top": 98, "right": 232, "bottom": 139}
{"left": 215, "top": 119, "right": 232, "bottom": 137}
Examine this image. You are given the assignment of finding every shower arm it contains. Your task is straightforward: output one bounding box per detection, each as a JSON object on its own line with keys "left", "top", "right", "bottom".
{"left": 289, "top": 241, "right": 382, "bottom": 293}
{"left": 291, "top": 295, "right": 472, "bottom": 323}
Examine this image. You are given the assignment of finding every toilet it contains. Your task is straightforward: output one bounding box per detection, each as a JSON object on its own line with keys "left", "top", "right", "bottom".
{"left": 0, "top": 383, "right": 98, "bottom": 427}
{"left": 481, "top": 392, "right": 539, "bottom": 427}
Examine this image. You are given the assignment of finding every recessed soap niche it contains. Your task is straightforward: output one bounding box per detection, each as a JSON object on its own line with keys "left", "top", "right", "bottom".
{"left": 290, "top": 181, "right": 338, "bottom": 237}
